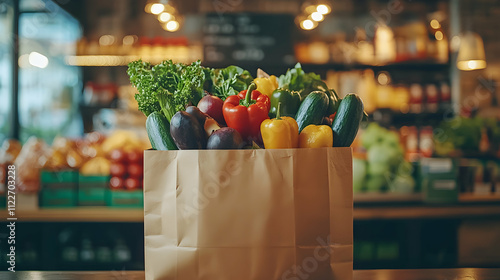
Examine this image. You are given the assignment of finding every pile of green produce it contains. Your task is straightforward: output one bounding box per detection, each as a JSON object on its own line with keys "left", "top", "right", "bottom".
{"left": 354, "top": 123, "right": 415, "bottom": 193}
{"left": 434, "top": 117, "right": 500, "bottom": 156}
{"left": 128, "top": 60, "right": 365, "bottom": 150}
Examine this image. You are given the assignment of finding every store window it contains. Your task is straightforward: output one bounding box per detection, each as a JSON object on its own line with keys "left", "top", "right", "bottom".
{"left": 18, "top": 0, "right": 83, "bottom": 143}
{"left": 0, "top": 0, "right": 13, "bottom": 143}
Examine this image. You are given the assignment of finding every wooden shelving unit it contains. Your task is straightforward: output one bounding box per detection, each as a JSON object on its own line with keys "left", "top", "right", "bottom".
{"left": 354, "top": 193, "right": 423, "bottom": 203}
{"left": 354, "top": 205, "right": 500, "bottom": 220}
{"left": 4, "top": 198, "right": 500, "bottom": 222}
{"left": 458, "top": 193, "right": 500, "bottom": 203}
{"left": 1, "top": 207, "right": 144, "bottom": 222}
{"left": 354, "top": 193, "right": 500, "bottom": 204}
{"left": 301, "top": 61, "right": 450, "bottom": 72}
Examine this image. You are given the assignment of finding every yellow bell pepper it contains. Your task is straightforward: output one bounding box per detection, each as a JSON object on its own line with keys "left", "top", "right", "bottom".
{"left": 253, "top": 77, "right": 278, "bottom": 98}
{"left": 299, "top": 125, "right": 333, "bottom": 148}
{"left": 269, "top": 75, "right": 279, "bottom": 89}
{"left": 261, "top": 103, "right": 299, "bottom": 149}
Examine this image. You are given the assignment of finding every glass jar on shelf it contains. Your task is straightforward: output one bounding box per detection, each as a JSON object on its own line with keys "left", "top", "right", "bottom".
{"left": 392, "top": 84, "right": 410, "bottom": 113}
{"left": 409, "top": 83, "right": 423, "bottom": 113}
{"left": 425, "top": 84, "right": 439, "bottom": 113}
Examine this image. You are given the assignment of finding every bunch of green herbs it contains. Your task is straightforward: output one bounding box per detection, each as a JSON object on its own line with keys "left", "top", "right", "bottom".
{"left": 127, "top": 60, "right": 206, "bottom": 121}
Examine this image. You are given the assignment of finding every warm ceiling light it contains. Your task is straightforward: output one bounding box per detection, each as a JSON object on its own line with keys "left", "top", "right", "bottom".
{"left": 301, "top": 19, "right": 315, "bottom": 30}
{"left": 377, "top": 72, "right": 390, "bottom": 86}
{"left": 150, "top": 3, "right": 165, "bottom": 15}
{"left": 144, "top": 3, "right": 153, "bottom": 13}
{"left": 457, "top": 59, "right": 486, "bottom": 71}
{"left": 304, "top": 5, "right": 317, "bottom": 14}
{"left": 165, "top": 20, "right": 180, "bottom": 32}
{"left": 28, "top": 52, "right": 49, "bottom": 68}
{"left": 430, "top": 19, "right": 440, "bottom": 29}
{"left": 311, "top": 12, "right": 324, "bottom": 22}
{"left": 158, "top": 12, "right": 172, "bottom": 22}
{"left": 317, "top": 4, "right": 331, "bottom": 15}
{"left": 457, "top": 32, "right": 487, "bottom": 71}
{"left": 123, "top": 35, "right": 137, "bottom": 46}
{"left": 435, "top": 31, "right": 444, "bottom": 41}
{"left": 99, "top": 35, "right": 115, "bottom": 46}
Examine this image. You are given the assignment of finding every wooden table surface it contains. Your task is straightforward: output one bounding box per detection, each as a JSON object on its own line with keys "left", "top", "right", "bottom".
{"left": 1, "top": 268, "right": 500, "bottom": 280}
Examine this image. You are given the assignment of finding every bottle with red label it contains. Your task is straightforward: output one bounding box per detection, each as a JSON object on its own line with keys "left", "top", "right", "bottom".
{"left": 409, "top": 84, "right": 423, "bottom": 113}
{"left": 425, "top": 84, "right": 439, "bottom": 113}
{"left": 419, "top": 126, "right": 434, "bottom": 158}
{"left": 403, "top": 126, "right": 420, "bottom": 162}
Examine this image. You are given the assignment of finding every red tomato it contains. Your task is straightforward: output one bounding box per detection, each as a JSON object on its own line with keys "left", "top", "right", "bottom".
{"left": 110, "top": 149, "right": 126, "bottom": 163}
{"left": 126, "top": 150, "right": 143, "bottom": 164}
{"left": 128, "top": 163, "right": 143, "bottom": 178}
{"left": 109, "top": 176, "right": 124, "bottom": 190}
{"left": 125, "top": 177, "right": 141, "bottom": 190}
{"left": 110, "top": 162, "right": 126, "bottom": 177}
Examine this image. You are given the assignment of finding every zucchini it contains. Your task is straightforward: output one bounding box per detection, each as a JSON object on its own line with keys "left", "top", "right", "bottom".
{"left": 146, "top": 111, "right": 178, "bottom": 150}
{"left": 331, "top": 94, "right": 364, "bottom": 147}
{"left": 295, "top": 91, "right": 330, "bottom": 132}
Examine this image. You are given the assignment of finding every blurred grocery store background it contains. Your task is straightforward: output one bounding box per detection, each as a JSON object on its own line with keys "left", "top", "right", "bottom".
{"left": 1, "top": 0, "right": 500, "bottom": 272}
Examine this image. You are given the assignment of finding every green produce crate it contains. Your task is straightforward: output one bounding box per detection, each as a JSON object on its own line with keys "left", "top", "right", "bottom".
{"left": 106, "top": 189, "right": 143, "bottom": 207}
{"left": 420, "top": 158, "right": 459, "bottom": 203}
{"left": 40, "top": 170, "right": 78, "bottom": 208}
{"left": 78, "top": 175, "right": 109, "bottom": 206}
{"left": 41, "top": 170, "right": 78, "bottom": 184}
{"left": 39, "top": 189, "right": 77, "bottom": 208}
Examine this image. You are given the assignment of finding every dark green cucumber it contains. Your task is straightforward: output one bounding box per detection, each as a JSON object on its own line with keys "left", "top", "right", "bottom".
{"left": 295, "top": 91, "right": 330, "bottom": 132}
{"left": 146, "top": 112, "right": 178, "bottom": 150}
{"left": 326, "top": 89, "right": 340, "bottom": 116}
{"left": 331, "top": 94, "right": 364, "bottom": 147}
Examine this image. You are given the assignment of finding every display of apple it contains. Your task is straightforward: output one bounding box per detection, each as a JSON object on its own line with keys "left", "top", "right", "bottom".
{"left": 125, "top": 177, "right": 141, "bottom": 190}
{"left": 110, "top": 149, "right": 126, "bottom": 162}
{"left": 197, "top": 95, "right": 225, "bottom": 125}
{"left": 110, "top": 176, "right": 124, "bottom": 190}
{"left": 128, "top": 163, "right": 143, "bottom": 178}
{"left": 108, "top": 148, "right": 143, "bottom": 190}
{"left": 126, "top": 150, "right": 143, "bottom": 164}
{"left": 110, "top": 162, "right": 126, "bottom": 177}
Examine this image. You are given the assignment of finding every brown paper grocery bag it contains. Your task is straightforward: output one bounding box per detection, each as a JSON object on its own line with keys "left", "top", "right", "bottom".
{"left": 144, "top": 147, "right": 353, "bottom": 280}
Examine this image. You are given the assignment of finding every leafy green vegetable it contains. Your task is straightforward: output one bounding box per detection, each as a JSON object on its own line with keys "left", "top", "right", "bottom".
{"left": 127, "top": 60, "right": 206, "bottom": 121}
{"left": 434, "top": 116, "right": 500, "bottom": 155}
{"left": 359, "top": 122, "right": 413, "bottom": 193}
{"left": 278, "top": 63, "right": 328, "bottom": 97}
{"left": 209, "top": 65, "right": 253, "bottom": 100}
{"left": 127, "top": 60, "right": 160, "bottom": 116}
{"left": 434, "top": 117, "right": 481, "bottom": 153}
{"left": 353, "top": 158, "right": 367, "bottom": 193}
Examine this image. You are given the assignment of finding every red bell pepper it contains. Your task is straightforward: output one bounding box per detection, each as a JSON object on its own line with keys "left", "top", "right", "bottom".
{"left": 223, "top": 83, "right": 270, "bottom": 143}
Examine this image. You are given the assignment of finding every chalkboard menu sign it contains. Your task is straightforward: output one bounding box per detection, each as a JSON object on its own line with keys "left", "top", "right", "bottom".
{"left": 203, "top": 13, "right": 295, "bottom": 67}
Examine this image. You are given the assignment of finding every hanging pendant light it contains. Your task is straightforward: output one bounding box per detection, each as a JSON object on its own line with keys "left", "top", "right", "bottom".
{"left": 456, "top": 33, "right": 487, "bottom": 71}
{"left": 145, "top": 0, "right": 182, "bottom": 32}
